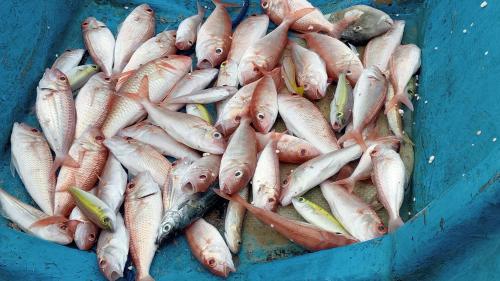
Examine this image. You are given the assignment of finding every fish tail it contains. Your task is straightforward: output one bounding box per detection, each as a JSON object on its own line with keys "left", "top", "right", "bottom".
{"left": 196, "top": 1, "right": 205, "bottom": 17}
{"left": 388, "top": 216, "right": 404, "bottom": 233}
{"left": 51, "top": 154, "right": 80, "bottom": 176}
{"left": 385, "top": 91, "right": 414, "bottom": 114}
{"left": 337, "top": 129, "right": 367, "bottom": 150}
{"left": 333, "top": 177, "right": 356, "bottom": 193}
{"left": 282, "top": 8, "right": 316, "bottom": 28}
{"left": 212, "top": 0, "right": 239, "bottom": 8}
{"left": 214, "top": 189, "right": 249, "bottom": 207}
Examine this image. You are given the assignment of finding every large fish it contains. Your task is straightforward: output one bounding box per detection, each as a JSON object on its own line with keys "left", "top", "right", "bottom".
{"left": 186, "top": 218, "right": 235, "bottom": 278}
{"left": 175, "top": 2, "right": 205, "bottom": 50}
{"left": 238, "top": 8, "right": 314, "bottom": 85}
{"left": 36, "top": 68, "right": 77, "bottom": 175}
{"left": 249, "top": 68, "right": 279, "bottom": 133}
{"left": 69, "top": 206, "right": 99, "bottom": 250}
{"left": 252, "top": 139, "right": 280, "bottom": 211}
{"left": 321, "top": 181, "right": 386, "bottom": 241}
{"left": 74, "top": 72, "right": 114, "bottom": 138}
{"left": 289, "top": 41, "right": 328, "bottom": 100}
{"left": 337, "top": 66, "right": 387, "bottom": 149}
{"left": 103, "top": 136, "right": 172, "bottom": 187}
{"left": 113, "top": 4, "right": 155, "bottom": 73}
{"left": 329, "top": 72, "right": 353, "bottom": 132}
{"left": 10, "top": 123, "right": 55, "bottom": 215}
{"left": 102, "top": 55, "right": 191, "bottom": 137}
{"left": 0, "top": 187, "right": 74, "bottom": 245}
{"left": 53, "top": 128, "right": 108, "bottom": 216}
{"left": 96, "top": 155, "right": 127, "bottom": 214}
{"left": 97, "top": 213, "right": 129, "bottom": 281}
{"left": 217, "top": 190, "right": 357, "bottom": 251}
{"left": 66, "top": 64, "right": 100, "bottom": 91}
{"left": 255, "top": 131, "right": 321, "bottom": 164}
{"left": 281, "top": 46, "right": 304, "bottom": 95}
{"left": 219, "top": 119, "right": 257, "bottom": 194}
{"left": 329, "top": 5, "right": 393, "bottom": 44}
{"left": 195, "top": 0, "right": 233, "bottom": 68}
{"left": 371, "top": 146, "right": 405, "bottom": 232}
{"left": 301, "top": 32, "right": 363, "bottom": 84}
{"left": 69, "top": 187, "right": 117, "bottom": 231}
{"left": 224, "top": 186, "right": 248, "bottom": 254}
{"left": 386, "top": 44, "right": 421, "bottom": 113}
{"left": 277, "top": 91, "right": 339, "bottom": 153}
{"left": 81, "top": 17, "right": 115, "bottom": 76}
{"left": 51, "top": 49, "right": 85, "bottom": 75}
{"left": 216, "top": 14, "right": 270, "bottom": 87}
{"left": 123, "top": 29, "right": 177, "bottom": 72}
{"left": 124, "top": 172, "right": 163, "bottom": 281}
{"left": 118, "top": 121, "right": 200, "bottom": 161}
{"left": 363, "top": 20, "right": 405, "bottom": 73}
{"left": 180, "top": 154, "right": 221, "bottom": 194}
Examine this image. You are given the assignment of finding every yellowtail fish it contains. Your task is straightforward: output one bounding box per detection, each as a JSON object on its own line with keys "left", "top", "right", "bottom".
{"left": 281, "top": 48, "right": 304, "bottom": 96}
{"left": 224, "top": 186, "right": 248, "bottom": 254}
{"left": 291, "top": 197, "right": 350, "bottom": 236}
{"left": 329, "top": 72, "right": 353, "bottom": 132}
{"left": 66, "top": 64, "right": 100, "bottom": 91}
{"left": 289, "top": 41, "right": 328, "bottom": 100}
{"left": 69, "top": 187, "right": 116, "bottom": 231}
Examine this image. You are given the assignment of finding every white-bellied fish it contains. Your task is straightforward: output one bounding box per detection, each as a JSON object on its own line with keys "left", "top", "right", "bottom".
{"left": 82, "top": 17, "right": 115, "bottom": 76}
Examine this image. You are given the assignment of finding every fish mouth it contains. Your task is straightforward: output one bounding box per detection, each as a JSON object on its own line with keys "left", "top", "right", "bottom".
{"left": 181, "top": 182, "right": 196, "bottom": 194}
{"left": 197, "top": 59, "right": 213, "bottom": 69}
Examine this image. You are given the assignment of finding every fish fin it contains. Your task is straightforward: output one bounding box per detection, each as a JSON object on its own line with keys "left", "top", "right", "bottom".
{"left": 388, "top": 216, "right": 404, "bottom": 232}
{"left": 111, "top": 70, "right": 135, "bottom": 91}
{"left": 402, "top": 132, "right": 415, "bottom": 146}
{"left": 137, "top": 275, "right": 155, "bottom": 281}
{"left": 214, "top": 189, "right": 249, "bottom": 207}
{"left": 29, "top": 215, "right": 68, "bottom": 229}
{"left": 336, "top": 165, "right": 353, "bottom": 181}
{"left": 10, "top": 152, "right": 18, "bottom": 178}
{"left": 333, "top": 178, "right": 356, "bottom": 193}
{"left": 196, "top": 1, "right": 205, "bottom": 17}
{"left": 337, "top": 129, "right": 367, "bottom": 150}
{"left": 282, "top": 8, "right": 316, "bottom": 28}
{"left": 50, "top": 155, "right": 79, "bottom": 176}
{"left": 385, "top": 92, "right": 414, "bottom": 114}
{"left": 212, "top": 0, "right": 239, "bottom": 8}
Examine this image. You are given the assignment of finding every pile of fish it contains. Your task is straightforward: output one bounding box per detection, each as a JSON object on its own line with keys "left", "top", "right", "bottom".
{"left": 1, "top": 0, "right": 421, "bottom": 280}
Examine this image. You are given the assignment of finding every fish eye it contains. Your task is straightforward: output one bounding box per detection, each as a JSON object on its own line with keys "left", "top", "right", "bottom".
{"left": 213, "top": 132, "right": 222, "bottom": 139}
{"left": 234, "top": 170, "right": 243, "bottom": 177}
{"left": 103, "top": 217, "right": 110, "bottom": 224}
{"left": 104, "top": 77, "right": 110, "bottom": 81}
{"left": 283, "top": 178, "right": 288, "bottom": 185}
{"left": 207, "top": 258, "right": 216, "bottom": 267}
{"left": 234, "top": 115, "right": 241, "bottom": 122}
{"left": 336, "top": 112, "right": 344, "bottom": 118}
{"left": 94, "top": 135, "right": 104, "bottom": 141}
{"left": 92, "top": 65, "right": 97, "bottom": 69}
{"left": 59, "top": 224, "right": 67, "bottom": 230}
{"left": 221, "top": 61, "right": 227, "bottom": 67}
{"left": 346, "top": 70, "right": 352, "bottom": 75}
{"left": 257, "top": 112, "right": 265, "bottom": 120}
{"left": 125, "top": 136, "right": 133, "bottom": 141}
{"left": 378, "top": 224, "right": 386, "bottom": 232}
{"left": 199, "top": 174, "right": 207, "bottom": 180}
{"left": 163, "top": 224, "right": 171, "bottom": 233}
{"left": 353, "top": 26, "right": 363, "bottom": 32}
{"left": 65, "top": 49, "right": 72, "bottom": 52}
{"left": 89, "top": 233, "right": 96, "bottom": 241}
{"left": 262, "top": 1, "right": 269, "bottom": 9}
{"left": 82, "top": 21, "right": 89, "bottom": 26}
{"left": 300, "top": 148, "right": 306, "bottom": 156}
{"left": 298, "top": 197, "right": 305, "bottom": 203}
{"left": 303, "top": 84, "right": 310, "bottom": 90}
{"left": 268, "top": 197, "right": 275, "bottom": 203}
{"left": 99, "top": 259, "right": 107, "bottom": 267}
{"left": 188, "top": 40, "right": 193, "bottom": 46}
{"left": 215, "top": 48, "right": 223, "bottom": 55}
{"left": 251, "top": 13, "right": 257, "bottom": 17}
{"left": 172, "top": 34, "right": 176, "bottom": 38}
{"left": 253, "top": 67, "right": 259, "bottom": 72}
{"left": 145, "top": 8, "right": 153, "bottom": 13}
{"left": 128, "top": 183, "right": 135, "bottom": 189}
{"left": 31, "top": 128, "right": 39, "bottom": 133}
{"left": 59, "top": 76, "right": 66, "bottom": 81}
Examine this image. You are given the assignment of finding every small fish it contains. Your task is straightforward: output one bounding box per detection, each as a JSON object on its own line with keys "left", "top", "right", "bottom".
{"left": 291, "top": 197, "right": 350, "bottom": 236}
{"left": 385, "top": 83, "right": 405, "bottom": 139}
{"left": 175, "top": 2, "right": 205, "bottom": 50}
{"left": 386, "top": 44, "right": 421, "bottom": 113}
{"left": 69, "top": 205, "right": 99, "bottom": 250}
{"left": 156, "top": 188, "right": 222, "bottom": 244}
{"left": 51, "top": 49, "right": 85, "bottom": 75}
{"left": 118, "top": 121, "right": 200, "bottom": 161}
{"left": 102, "top": 55, "right": 192, "bottom": 137}
{"left": 370, "top": 146, "right": 405, "bottom": 232}
{"left": 216, "top": 59, "right": 240, "bottom": 87}
{"left": 166, "top": 86, "right": 238, "bottom": 104}
{"left": 289, "top": 41, "right": 328, "bottom": 100}
{"left": 277, "top": 91, "right": 339, "bottom": 153}
{"left": 96, "top": 155, "right": 127, "bottom": 214}
{"left": 281, "top": 47, "right": 305, "bottom": 95}
{"left": 252, "top": 139, "right": 280, "bottom": 211}
{"left": 249, "top": 67, "right": 279, "bottom": 133}
{"left": 66, "top": 64, "right": 100, "bottom": 91}
{"left": 180, "top": 154, "right": 221, "bottom": 194}
{"left": 36, "top": 68, "right": 77, "bottom": 175}
{"left": 364, "top": 20, "right": 405, "bottom": 73}
{"left": 196, "top": 0, "right": 233, "bottom": 68}
{"left": 320, "top": 181, "right": 386, "bottom": 241}
{"left": 219, "top": 119, "right": 257, "bottom": 194}
{"left": 97, "top": 213, "right": 129, "bottom": 281}
{"left": 224, "top": 186, "right": 248, "bottom": 254}
{"left": 113, "top": 4, "right": 155, "bottom": 73}
{"left": 280, "top": 137, "right": 399, "bottom": 205}
{"left": 124, "top": 172, "right": 163, "bottom": 281}
{"left": 337, "top": 66, "right": 388, "bottom": 149}
{"left": 103, "top": 136, "right": 172, "bottom": 187}
{"left": 187, "top": 104, "right": 214, "bottom": 124}
{"left": 329, "top": 5, "right": 393, "bottom": 44}
{"left": 123, "top": 29, "right": 177, "bottom": 72}
{"left": 255, "top": 131, "right": 321, "bottom": 164}
{"left": 186, "top": 218, "right": 236, "bottom": 278}
{"left": 302, "top": 32, "right": 363, "bottom": 84}
{"left": 10, "top": 123, "right": 55, "bottom": 215}
{"left": 69, "top": 187, "right": 116, "bottom": 231}
{"left": 330, "top": 72, "right": 353, "bottom": 132}
{"left": 162, "top": 158, "right": 197, "bottom": 212}
{"left": 74, "top": 72, "right": 114, "bottom": 138}
{"left": 0, "top": 187, "right": 74, "bottom": 245}
{"left": 162, "top": 68, "right": 219, "bottom": 111}
{"left": 238, "top": 8, "right": 314, "bottom": 85}
{"left": 82, "top": 17, "right": 115, "bottom": 76}
{"left": 216, "top": 190, "right": 357, "bottom": 251}
{"left": 54, "top": 128, "right": 108, "bottom": 216}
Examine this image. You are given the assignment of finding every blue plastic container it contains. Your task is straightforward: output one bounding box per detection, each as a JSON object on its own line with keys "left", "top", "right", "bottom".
{"left": 0, "top": 0, "right": 498, "bottom": 280}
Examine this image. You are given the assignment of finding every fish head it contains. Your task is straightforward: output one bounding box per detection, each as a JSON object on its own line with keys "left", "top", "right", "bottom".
{"left": 237, "top": 61, "right": 261, "bottom": 86}
{"left": 98, "top": 251, "right": 125, "bottom": 281}
{"left": 134, "top": 3, "right": 155, "bottom": 18}
{"left": 74, "top": 222, "right": 99, "bottom": 250}
{"left": 219, "top": 164, "right": 253, "bottom": 194}
{"left": 217, "top": 60, "right": 239, "bottom": 87}
{"left": 39, "top": 68, "right": 71, "bottom": 92}
{"left": 260, "top": 0, "right": 283, "bottom": 19}
{"left": 331, "top": 108, "right": 349, "bottom": 131}
{"left": 196, "top": 38, "right": 229, "bottom": 69}
{"left": 125, "top": 172, "right": 160, "bottom": 200}
{"left": 78, "top": 127, "right": 106, "bottom": 151}
{"left": 203, "top": 250, "right": 236, "bottom": 278}
{"left": 279, "top": 172, "right": 302, "bottom": 206}
{"left": 103, "top": 136, "right": 137, "bottom": 155}
{"left": 12, "top": 122, "right": 45, "bottom": 142}
{"left": 81, "top": 17, "right": 106, "bottom": 31}
{"left": 303, "top": 81, "right": 327, "bottom": 100}
{"left": 32, "top": 219, "right": 76, "bottom": 245}
{"left": 199, "top": 127, "right": 227, "bottom": 154}
{"left": 252, "top": 105, "right": 275, "bottom": 133}
{"left": 215, "top": 112, "right": 243, "bottom": 137}
{"left": 181, "top": 165, "right": 216, "bottom": 194}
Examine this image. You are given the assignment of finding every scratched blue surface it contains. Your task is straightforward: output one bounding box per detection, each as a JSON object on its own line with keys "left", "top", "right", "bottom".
{"left": 0, "top": 0, "right": 499, "bottom": 280}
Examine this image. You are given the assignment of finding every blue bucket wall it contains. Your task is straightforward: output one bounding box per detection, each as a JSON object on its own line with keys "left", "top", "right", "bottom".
{"left": 0, "top": 0, "right": 498, "bottom": 280}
